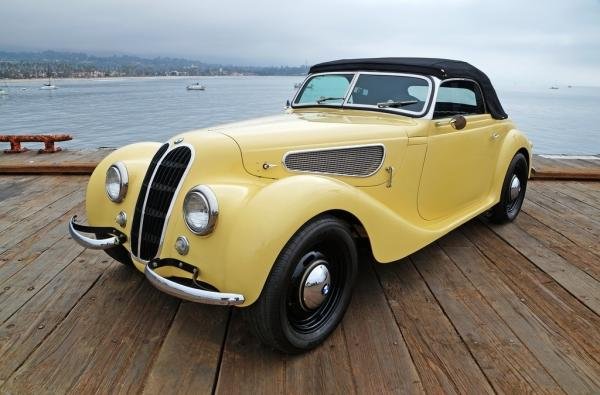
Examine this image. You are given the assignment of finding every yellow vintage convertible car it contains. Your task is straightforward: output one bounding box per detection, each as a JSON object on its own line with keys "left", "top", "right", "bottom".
{"left": 69, "top": 58, "right": 532, "bottom": 353}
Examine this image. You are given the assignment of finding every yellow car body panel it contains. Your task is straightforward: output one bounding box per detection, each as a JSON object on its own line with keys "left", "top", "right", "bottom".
{"left": 84, "top": 107, "right": 531, "bottom": 306}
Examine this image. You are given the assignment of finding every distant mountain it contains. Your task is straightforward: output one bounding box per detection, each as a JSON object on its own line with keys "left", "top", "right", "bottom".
{"left": 0, "top": 50, "right": 309, "bottom": 79}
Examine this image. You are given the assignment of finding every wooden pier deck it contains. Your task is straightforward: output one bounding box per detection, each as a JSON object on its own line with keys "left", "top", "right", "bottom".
{"left": 0, "top": 155, "right": 599, "bottom": 394}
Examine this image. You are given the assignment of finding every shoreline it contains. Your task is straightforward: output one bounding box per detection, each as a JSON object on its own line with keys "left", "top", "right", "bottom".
{"left": 1, "top": 75, "right": 305, "bottom": 83}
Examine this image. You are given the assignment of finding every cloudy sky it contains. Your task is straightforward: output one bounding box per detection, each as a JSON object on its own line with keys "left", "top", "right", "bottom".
{"left": 2, "top": 0, "right": 599, "bottom": 85}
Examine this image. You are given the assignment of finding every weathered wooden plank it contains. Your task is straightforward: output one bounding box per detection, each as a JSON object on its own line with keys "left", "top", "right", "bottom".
{"left": 412, "top": 244, "right": 564, "bottom": 394}
{"left": 531, "top": 169, "right": 600, "bottom": 181}
{"left": 0, "top": 175, "right": 40, "bottom": 205}
{"left": 0, "top": 234, "right": 85, "bottom": 323}
{"left": 215, "top": 310, "right": 286, "bottom": 394}
{"left": 462, "top": 221, "right": 600, "bottom": 364}
{"left": 521, "top": 198, "right": 600, "bottom": 257}
{"left": 215, "top": 308, "right": 355, "bottom": 395}
{"left": 375, "top": 258, "right": 494, "bottom": 394}
{"left": 0, "top": 249, "right": 111, "bottom": 382}
{"left": 342, "top": 261, "right": 423, "bottom": 394}
{"left": 142, "top": 302, "right": 229, "bottom": 395}
{"left": 439, "top": 231, "right": 600, "bottom": 393}
{"left": 569, "top": 181, "right": 600, "bottom": 204}
{"left": 0, "top": 187, "right": 85, "bottom": 255}
{"left": 285, "top": 324, "right": 356, "bottom": 394}
{"left": 0, "top": 203, "right": 85, "bottom": 289}
{"left": 530, "top": 181, "right": 599, "bottom": 218}
{"left": 486, "top": 220, "right": 600, "bottom": 315}
{"left": 526, "top": 188, "right": 600, "bottom": 238}
{"left": 574, "top": 180, "right": 600, "bottom": 192}
{"left": 67, "top": 283, "right": 179, "bottom": 394}
{"left": 514, "top": 211, "right": 600, "bottom": 282}
{"left": 542, "top": 181, "right": 600, "bottom": 210}
{"left": 531, "top": 156, "right": 600, "bottom": 180}
{"left": 0, "top": 176, "right": 84, "bottom": 233}
{"left": 0, "top": 149, "right": 111, "bottom": 175}
{"left": 0, "top": 163, "right": 100, "bottom": 175}
{"left": 1, "top": 264, "right": 143, "bottom": 394}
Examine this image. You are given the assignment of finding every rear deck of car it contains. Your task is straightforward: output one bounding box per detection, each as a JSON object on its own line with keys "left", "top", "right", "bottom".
{"left": 0, "top": 151, "right": 599, "bottom": 393}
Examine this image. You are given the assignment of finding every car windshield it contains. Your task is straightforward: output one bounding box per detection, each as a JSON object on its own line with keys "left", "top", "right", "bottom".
{"left": 293, "top": 72, "right": 432, "bottom": 116}
{"left": 294, "top": 74, "right": 354, "bottom": 106}
{"left": 347, "top": 74, "right": 430, "bottom": 114}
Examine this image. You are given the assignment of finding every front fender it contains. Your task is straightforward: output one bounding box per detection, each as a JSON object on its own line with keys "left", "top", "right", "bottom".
{"left": 86, "top": 142, "right": 161, "bottom": 242}
{"left": 219, "top": 175, "right": 440, "bottom": 305}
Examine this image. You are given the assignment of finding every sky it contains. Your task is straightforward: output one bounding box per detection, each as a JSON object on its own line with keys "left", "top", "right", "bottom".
{"left": 1, "top": 0, "right": 600, "bottom": 86}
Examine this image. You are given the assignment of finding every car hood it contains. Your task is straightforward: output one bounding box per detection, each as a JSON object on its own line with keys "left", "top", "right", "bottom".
{"left": 208, "top": 108, "right": 423, "bottom": 186}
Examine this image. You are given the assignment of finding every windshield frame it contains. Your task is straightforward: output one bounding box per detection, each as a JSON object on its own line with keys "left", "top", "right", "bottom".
{"left": 291, "top": 71, "right": 434, "bottom": 117}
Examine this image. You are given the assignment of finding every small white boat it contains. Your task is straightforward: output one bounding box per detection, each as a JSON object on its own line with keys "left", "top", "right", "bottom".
{"left": 41, "top": 66, "right": 58, "bottom": 90}
{"left": 40, "top": 82, "right": 57, "bottom": 90}
{"left": 0, "top": 89, "right": 7, "bottom": 96}
{"left": 186, "top": 83, "right": 206, "bottom": 91}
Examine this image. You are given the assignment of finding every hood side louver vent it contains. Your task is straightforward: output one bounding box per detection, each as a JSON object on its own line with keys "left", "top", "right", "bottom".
{"left": 283, "top": 144, "right": 385, "bottom": 177}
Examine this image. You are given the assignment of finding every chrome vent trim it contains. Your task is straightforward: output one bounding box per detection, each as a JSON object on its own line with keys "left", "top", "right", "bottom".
{"left": 283, "top": 144, "right": 385, "bottom": 177}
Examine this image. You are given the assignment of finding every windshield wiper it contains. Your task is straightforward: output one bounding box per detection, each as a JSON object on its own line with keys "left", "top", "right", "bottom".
{"left": 377, "top": 100, "right": 419, "bottom": 108}
{"left": 316, "top": 97, "right": 345, "bottom": 104}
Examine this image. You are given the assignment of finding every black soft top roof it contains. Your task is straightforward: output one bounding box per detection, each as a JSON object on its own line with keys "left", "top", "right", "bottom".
{"left": 309, "top": 57, "right": 507, "bottom": 119}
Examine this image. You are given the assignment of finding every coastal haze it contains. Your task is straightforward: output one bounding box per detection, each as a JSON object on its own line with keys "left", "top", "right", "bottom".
{"left": 2, "top": 0, "right": 599, "bottom": 85}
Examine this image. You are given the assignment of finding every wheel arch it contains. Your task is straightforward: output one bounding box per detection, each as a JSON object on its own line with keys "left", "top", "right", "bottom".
{"left": 220, "top": 175, "right": 421, "bottom": 306}
{"left": 491, "top": 129, "right": 532, "bottom": 199}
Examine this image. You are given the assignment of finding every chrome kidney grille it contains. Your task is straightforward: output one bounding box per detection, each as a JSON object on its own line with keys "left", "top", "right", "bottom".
{"left": 283, "top": 144, "right": 385, "bottom": 177}
{"left": 130, "top": 143, "right": 192, "bottom": 261}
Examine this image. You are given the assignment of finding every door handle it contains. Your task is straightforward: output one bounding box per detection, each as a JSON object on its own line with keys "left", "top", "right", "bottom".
{"left": 491, "top": 132, "right": 500, "bottom": 140}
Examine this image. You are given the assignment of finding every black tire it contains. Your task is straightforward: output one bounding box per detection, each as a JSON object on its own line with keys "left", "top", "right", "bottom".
{"left": 488, "top": 153, "right": 528, "bottom": 223}
{"left": 243, "top": 215, "right": 358, "bottom": 353}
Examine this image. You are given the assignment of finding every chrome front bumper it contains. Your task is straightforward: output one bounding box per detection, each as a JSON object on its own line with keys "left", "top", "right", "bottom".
{"left": 69, "top": 216, "right": 126, "bottom": 249}
{"left": 69, "top": 216, "right": 245, "bottom": 306}
{"left": 145, "top": 264, "right": 245, "bottom": 306}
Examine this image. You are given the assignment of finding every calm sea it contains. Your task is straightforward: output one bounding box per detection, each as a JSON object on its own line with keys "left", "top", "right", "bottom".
{"left": 1, "top": 76, "right": 598, "bottom": 154}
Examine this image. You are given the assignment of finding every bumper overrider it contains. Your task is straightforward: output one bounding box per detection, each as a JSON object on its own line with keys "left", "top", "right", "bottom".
{"left": 68, "top": 216, "right": 245, "bottom": 306}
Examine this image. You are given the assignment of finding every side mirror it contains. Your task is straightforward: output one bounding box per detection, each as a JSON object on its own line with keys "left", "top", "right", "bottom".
{"left": 449, "top": 115, "right": 467, "bottom": 130}
{"left": 285, "top": 99, "right": 291, "bottom": 109}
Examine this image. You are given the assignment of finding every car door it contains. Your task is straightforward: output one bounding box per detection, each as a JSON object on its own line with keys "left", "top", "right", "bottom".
{"left": 418, "top": 79, "right": 501, "bottom": 221}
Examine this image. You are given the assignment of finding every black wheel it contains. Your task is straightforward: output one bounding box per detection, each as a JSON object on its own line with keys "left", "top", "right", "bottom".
{"left": 488, "top": 153, "right": 528, "bottom": 223}
{"left": 243, "top": 215, "right": 358, "bottom": 353}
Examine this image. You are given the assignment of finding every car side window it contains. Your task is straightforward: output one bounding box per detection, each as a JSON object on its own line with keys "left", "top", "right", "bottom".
{"left": 433, "top": 80, "right": 485, "bottom": 119}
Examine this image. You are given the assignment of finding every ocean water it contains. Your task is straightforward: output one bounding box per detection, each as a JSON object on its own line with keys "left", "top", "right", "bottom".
{"left": 0, "top": 76, "right": 598, "bottom": 154}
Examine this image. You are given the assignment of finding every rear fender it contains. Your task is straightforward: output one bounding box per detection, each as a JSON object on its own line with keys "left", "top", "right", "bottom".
{"left": 490, "top": 129, "right": 532, "bottom": 200}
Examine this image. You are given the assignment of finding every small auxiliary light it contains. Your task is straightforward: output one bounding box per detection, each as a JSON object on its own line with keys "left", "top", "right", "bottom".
{"left": 175, "top": 236, "right": 190, "bottom": 256}
{"left": 115, "top": 211, "right": 127, "bottom": 227}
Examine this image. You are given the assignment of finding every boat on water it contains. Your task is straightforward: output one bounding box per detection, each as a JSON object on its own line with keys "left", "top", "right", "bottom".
{"left": 550, "top": 86, "right": 559, "bottom": 90}
{"left": 0, "top": 89, "right": 7, "bottom": 96}
{"left": 186, "top": 83, "right": 205, "bottom": 91}
{"left": 41, "top": 66, "right": 58, "bottom": 90}
{"left": 294, "top": 82, "right": 302, "bottom": 89}
{"left": 40, "top": 82, "right": 57, "bottom": 90}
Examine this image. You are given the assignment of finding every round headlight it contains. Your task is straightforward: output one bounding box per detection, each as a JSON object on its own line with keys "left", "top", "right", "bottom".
{"left": 105, "top": 162, "right": 128, "bottom": 202}
{"left": 183, "top": 186, "right": 218, "bottom": 235}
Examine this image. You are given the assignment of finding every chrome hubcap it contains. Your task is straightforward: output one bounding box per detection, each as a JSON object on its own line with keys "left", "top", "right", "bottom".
{"left": 300, "top": 261, "right": 331, "bottom": 310}
{"left": 509, "top": 174, "right": 521, "bottom": 202}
